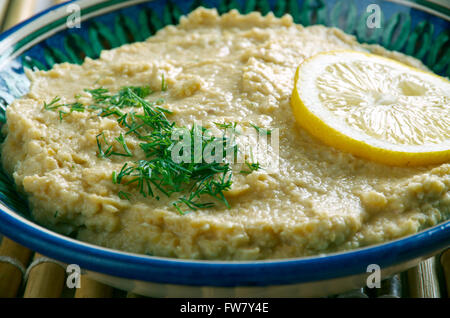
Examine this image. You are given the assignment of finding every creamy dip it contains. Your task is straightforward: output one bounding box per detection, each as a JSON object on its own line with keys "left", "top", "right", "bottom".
{"left": 2, "top": 8, "right": 448, "bottom": 260}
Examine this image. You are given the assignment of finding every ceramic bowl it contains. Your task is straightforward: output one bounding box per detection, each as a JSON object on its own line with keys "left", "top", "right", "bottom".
{"left": 0, "top": 0, "right": 448, "bottom": 297}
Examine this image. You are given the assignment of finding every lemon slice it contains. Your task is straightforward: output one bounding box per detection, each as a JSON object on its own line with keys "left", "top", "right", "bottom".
{"left": 291, "top": 50, "right": 450, "bottom": 166}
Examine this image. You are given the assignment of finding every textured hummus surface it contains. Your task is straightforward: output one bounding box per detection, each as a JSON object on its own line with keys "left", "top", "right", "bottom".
{"left": 2, "top": 8, "right": 449, "bottom": 260}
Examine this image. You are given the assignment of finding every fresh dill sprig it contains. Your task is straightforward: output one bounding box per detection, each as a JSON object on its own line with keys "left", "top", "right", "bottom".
{"left": 58, "top": 110, "right": 67, "bottom": 122}
{"left": 214, "top": 122, "right": 237, "bottom": 129}
{"left": 43, "top": 97, "right": 62, "bottom": 110}
{"left": 250, "top": 123, "right": 272, "bottom": 135}
{"left": 96, "top": 132, "right": 133, "bottom": 158}
{"left": 96, "top": 132, "right": 113, "bottom": 158}
{"left": 70, "top": 103, "right": 85, "bottom": 112}
{"left": 84, "top": 86, "right": 153, "bottom": 114}
{"left": 118, "top": 191, "right": 131, "bottom": 201}
{"left": 161, "top": 74, "right": 168, "bottom": 92}
{"left": 240, "top": 161, "right": 260, "bottom": 174}
{"left": 45, "top": 85, "right": 247, "bottom": 214}
{"left": 86, "top": 86, "right": 234, "bottom": 212}
{"left": 112, "top": 171, "right": 118, "bottom": 184}
{"left": 113, "top": 123, "right": 235, "bottom": 213}
{"left": 43, "top": 97, "right": 85, "bottom": 113}
{"left": 112, "top": 133, "right": 133, "bottom": 157}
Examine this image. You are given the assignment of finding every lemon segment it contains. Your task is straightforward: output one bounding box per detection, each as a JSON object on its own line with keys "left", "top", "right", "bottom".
{"left": 291, "top": 50, "right": 450, "bottom": 166}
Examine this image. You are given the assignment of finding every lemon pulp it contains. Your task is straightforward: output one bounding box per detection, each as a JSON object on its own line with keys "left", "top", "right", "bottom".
{"left": 291, "top": 50, "right": 450, "bottom": 166}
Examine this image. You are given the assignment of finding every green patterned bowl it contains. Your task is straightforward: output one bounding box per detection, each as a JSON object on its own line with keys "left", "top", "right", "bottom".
{"left": 0, "top": 0, "right": 448, "bottom": 297}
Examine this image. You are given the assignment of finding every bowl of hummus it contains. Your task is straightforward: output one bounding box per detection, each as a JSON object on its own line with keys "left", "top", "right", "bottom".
{"left": 0, "top": 0, "right": 448, "bottom": 297}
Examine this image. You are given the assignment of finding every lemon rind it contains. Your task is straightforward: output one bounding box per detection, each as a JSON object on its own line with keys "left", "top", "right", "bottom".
{"left": 291, "top": 50, "right": 450, "bottom": 167}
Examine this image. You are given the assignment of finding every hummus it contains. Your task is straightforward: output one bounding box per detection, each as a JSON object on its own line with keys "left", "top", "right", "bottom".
{"left": 1, "top": 8, "right": 449, "bottom": 260}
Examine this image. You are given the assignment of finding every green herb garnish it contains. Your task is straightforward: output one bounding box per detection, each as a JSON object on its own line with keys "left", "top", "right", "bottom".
{"left": 74, "top": 86, "right": 234, "bottom": 213}
{"left": 69, "top": 102, "right": 85, "bottom": 113}
{"left": 214, "top": 122, "right": 235, "bottom": 129}
{"left": 161, "top": 74, "right": 168, "bottom": 92}
{"left": 118, "top": 191, "right": 131, "bottom": 201}
{"left": 96, "top": 132, "right": 113, "bottom": 158}
{"left": 113, "top": 133, "right": 133, "bottom": 157}
{"left": 240, "top": 161, "right": 260, "bottom": 174}
{"left": 250, "top": 123, "right": 272, "bottom": 135}
{"left": 44, "top": 97, "right": 85, "bottom": 113}
{"left": 96, "top": 132, "right": 133, "bottom": 158}
{"left": 44, "top": 85, "right": 268, "bottom": 214}
{"left": 58, "top": 110, "right": 67, "bottom": 122}
{"left": 44, "top": 97, "right": 62, "bottom": 110}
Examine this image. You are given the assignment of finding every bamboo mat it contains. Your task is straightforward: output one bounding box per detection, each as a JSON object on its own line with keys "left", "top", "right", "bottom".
{"left": 0, "top": 0, "right": 449, "bottom": 299}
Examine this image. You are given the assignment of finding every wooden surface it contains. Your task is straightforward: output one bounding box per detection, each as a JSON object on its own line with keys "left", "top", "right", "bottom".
{"left": 407, "top": 257, "right": 441, "bottom": 298}
{"left": 440, "top": 249, "right": 450, "bottom": 297}
{"left": 23, "top": 253, "right": 66, "bottom": 298}
{"left": 0, "top": 238, "right": 32, "bottom": 297}
{"left": 0, "top": 0, "right": 449, "bottom": 299}
{"left": 75, "top": 275, "right": 113, "bottom": 298}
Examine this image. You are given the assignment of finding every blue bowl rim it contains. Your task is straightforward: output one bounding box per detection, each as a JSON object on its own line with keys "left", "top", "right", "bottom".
{"left": 0, "top": 0, "right": 449, "bottom": 287}
{"left": 1, "top": 201, "right": 449, "bottom": 286}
